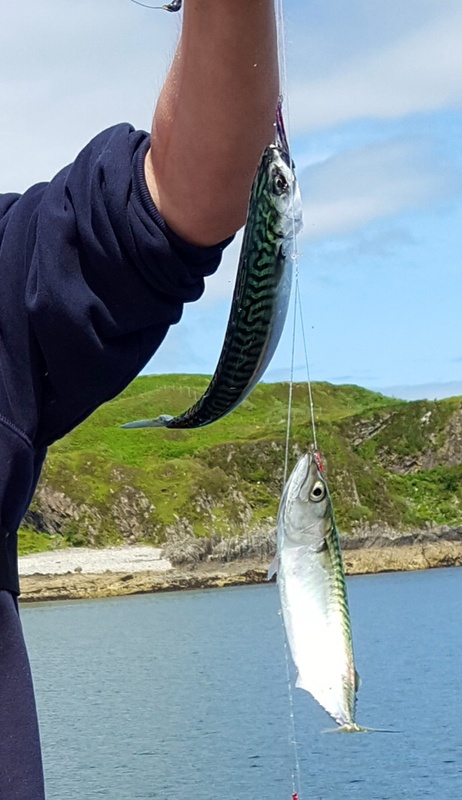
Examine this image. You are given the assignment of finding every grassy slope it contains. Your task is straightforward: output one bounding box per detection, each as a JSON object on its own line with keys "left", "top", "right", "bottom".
{"left": 19, "top": 376, "right": 462, "bottom": 554}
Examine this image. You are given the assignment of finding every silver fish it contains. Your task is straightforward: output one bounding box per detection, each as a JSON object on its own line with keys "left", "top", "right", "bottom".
{"left": 269, "top": 452, "right": 364, "bottom": 732}
{"left": 122, "top": 107, "right": 302, "bottom": 431}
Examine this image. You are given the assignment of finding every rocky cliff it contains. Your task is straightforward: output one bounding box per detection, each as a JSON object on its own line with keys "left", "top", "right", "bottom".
{"left": 20, "top": 376, "right": 462, "bottom": 562}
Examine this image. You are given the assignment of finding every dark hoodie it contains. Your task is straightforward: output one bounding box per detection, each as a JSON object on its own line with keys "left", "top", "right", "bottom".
{"left": 0, "top": 124, "right": 228, "bottom": 594}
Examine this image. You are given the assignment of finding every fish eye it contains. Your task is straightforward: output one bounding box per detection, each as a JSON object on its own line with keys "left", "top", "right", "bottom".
{"left": 273, "top": 170, "right": 288, "bottom": 196}
{"left": 310, "top": 481, "right": 326, "bottom": 502}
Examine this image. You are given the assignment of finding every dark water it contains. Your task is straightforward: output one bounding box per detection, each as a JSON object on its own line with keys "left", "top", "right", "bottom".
{"left": 21, "top": 567, "right": 462, "bottom": 799}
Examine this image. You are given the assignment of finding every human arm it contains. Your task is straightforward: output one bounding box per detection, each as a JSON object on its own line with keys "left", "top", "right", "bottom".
{"left": 0, "top": 1, "right": 280, "bottom": 449}
{"left": 146, "top": 0, "right": 280, "bottom": 246}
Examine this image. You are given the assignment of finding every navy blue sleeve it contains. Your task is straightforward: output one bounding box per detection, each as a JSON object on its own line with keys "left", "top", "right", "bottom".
{"left": 17, "top": 124, "right": 229, "bottom": 446}
{"left": 0, "top": 123, "right": 234, "bottom": 593}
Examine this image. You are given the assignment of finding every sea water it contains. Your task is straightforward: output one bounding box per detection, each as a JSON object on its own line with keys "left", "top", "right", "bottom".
{"left": 22, "top": 567, "right": 462, "bottom": 799}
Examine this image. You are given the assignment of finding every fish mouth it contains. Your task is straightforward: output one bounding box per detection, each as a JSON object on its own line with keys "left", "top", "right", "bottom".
{"left": 293, "top": 452, "right": 315, "bottom": 494}
{"left": 297, "top": 453, "right": 311, "bottom": 492}
{"left": 291, "top": 452, "right": 327, "bottom": 504}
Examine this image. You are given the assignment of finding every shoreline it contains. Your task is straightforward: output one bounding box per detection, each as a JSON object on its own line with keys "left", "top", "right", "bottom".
{"left": 18, "top": 541, "right": 462, "bottom": 603}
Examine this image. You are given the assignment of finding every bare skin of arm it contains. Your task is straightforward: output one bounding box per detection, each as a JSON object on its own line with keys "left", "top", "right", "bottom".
{"left": 145, "top": 0, "right": 279, "bottom": 247}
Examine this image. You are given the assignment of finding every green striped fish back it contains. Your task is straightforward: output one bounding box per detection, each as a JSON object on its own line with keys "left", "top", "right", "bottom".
{"left": 167, "top": 146, "right": 295, "bottom": 428}
{"left": 324, "top": 496, "right": 358, "bottom": 721}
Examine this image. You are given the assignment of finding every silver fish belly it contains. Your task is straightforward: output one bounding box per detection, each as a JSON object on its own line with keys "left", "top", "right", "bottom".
{"left": 270, "top": 453, "right": 360, "bottom": 729}
{"left": 122, "top": 132, "right": 303, "bottom": 431}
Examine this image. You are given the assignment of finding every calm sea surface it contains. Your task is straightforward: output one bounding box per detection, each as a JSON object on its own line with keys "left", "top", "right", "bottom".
{"left": 21, "top": 567, "right": 462, "bottom": 800}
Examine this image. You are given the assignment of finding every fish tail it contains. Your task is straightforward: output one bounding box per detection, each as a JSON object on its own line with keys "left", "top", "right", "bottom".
{"left": 120, "top": 415, "right": 174, "bottom": 429}
{"left": 323, "top": 723, "right": 369, "bottom": 734}
{"left": 324, "top": 723, "right": 399, "bottom": 734}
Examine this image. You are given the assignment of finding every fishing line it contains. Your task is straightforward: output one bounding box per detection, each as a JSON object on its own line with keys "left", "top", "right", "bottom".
{"left": 274, "top": 0, "right": 317, "bottom": 451}
{"left": 281, "top": 613, "right": 302, "bottom": 800}
{"left": 296, "top": 282, "right": 319, "bottom": 453}
{"left": 283, "top": 295, "right": 297, "bottom": 487}
{"left": 274, "top": 8, "right": 305, "bottom": 799}
{"left": 275, "top": 0, "right": 289, "bottom": 112}
{"left": 279, "top": 280, "right": 303, "bottom": 800}
{"left": 129, "top": 0, "right": 164, "bottom": 8}
{"left": 129, "top": 0, "right": 181, "bottom": 10}
{"left": 274, "top": 2, "right": 325, "bottom": 796}
{"left": 283, "top": 274, "right": 320, "bottom": 478}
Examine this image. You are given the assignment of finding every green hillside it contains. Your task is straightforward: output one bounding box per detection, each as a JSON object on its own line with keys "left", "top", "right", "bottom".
{"left": 20, "top": 375, "right": 462, "bottom": 555}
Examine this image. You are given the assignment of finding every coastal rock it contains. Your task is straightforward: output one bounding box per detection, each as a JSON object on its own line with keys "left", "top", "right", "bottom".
{"left": 18, "top": 538, "right": 462, "bottom": 604}
{"left": 20, "top": 380, "right": 462, "bottom": 560}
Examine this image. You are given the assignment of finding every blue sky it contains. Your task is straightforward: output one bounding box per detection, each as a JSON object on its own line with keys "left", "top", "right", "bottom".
{"left": 2, "top": 0, "right": 462, "bottom": 400}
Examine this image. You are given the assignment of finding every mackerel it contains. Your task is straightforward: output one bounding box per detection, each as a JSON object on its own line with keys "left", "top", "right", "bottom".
{"left": 122, "top": 107, "right": 302, "bottom": 430}
{"left": 269, "top": 452, "right": 365, "bottom": 731}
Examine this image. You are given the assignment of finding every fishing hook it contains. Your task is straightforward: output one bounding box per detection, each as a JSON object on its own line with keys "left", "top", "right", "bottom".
{"left": 130, "top": 0, "right": 182, "bottom": 10}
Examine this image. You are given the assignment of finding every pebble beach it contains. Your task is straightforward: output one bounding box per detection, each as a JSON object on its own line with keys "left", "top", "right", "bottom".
{"left": 17, "top": 539, "right": 462, "bottom": 604}
{"left": 19, "top": 546, "right": 172, "bottom": 576}
{"left": 17, "top": 545, "right": 269, "bottom": 603}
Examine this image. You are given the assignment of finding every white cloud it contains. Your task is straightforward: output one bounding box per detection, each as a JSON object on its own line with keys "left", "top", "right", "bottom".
{"left": 188, "top": 131, "right": 454, "bottom": 303}
{"left": 298, "top": 138, "right": 457, "bottom": 239}
{"left": 0, "top": 1, "right": 178, "bottom": 192}
{"left": 288, "top": 1, "right": 462, "bottom": 132}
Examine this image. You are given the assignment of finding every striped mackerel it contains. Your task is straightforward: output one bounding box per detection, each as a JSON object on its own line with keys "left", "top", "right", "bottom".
{"left": 269, "top": 452, "right": 365, "bottom": 731}
{"left": 122, "top": 110, "right": 303, "bottom": 430}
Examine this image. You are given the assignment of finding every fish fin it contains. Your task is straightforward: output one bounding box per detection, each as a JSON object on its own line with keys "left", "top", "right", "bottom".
{"left": 267, "top": 555, "right": 279, "bottom": 580}
{"left": 315, "top": 538, "right": 328, "bottom": 554}
{"left": 355, "top": 669, "right": 361, "bottom": 692}
{"left": 121, "top": 415, "right": 174, "bottom": 429}
{"left": 324, "top": 724, "right": 399, "bottom": 734}
{"left": 324, "top": 723, "right": 370, "bottom": 734}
